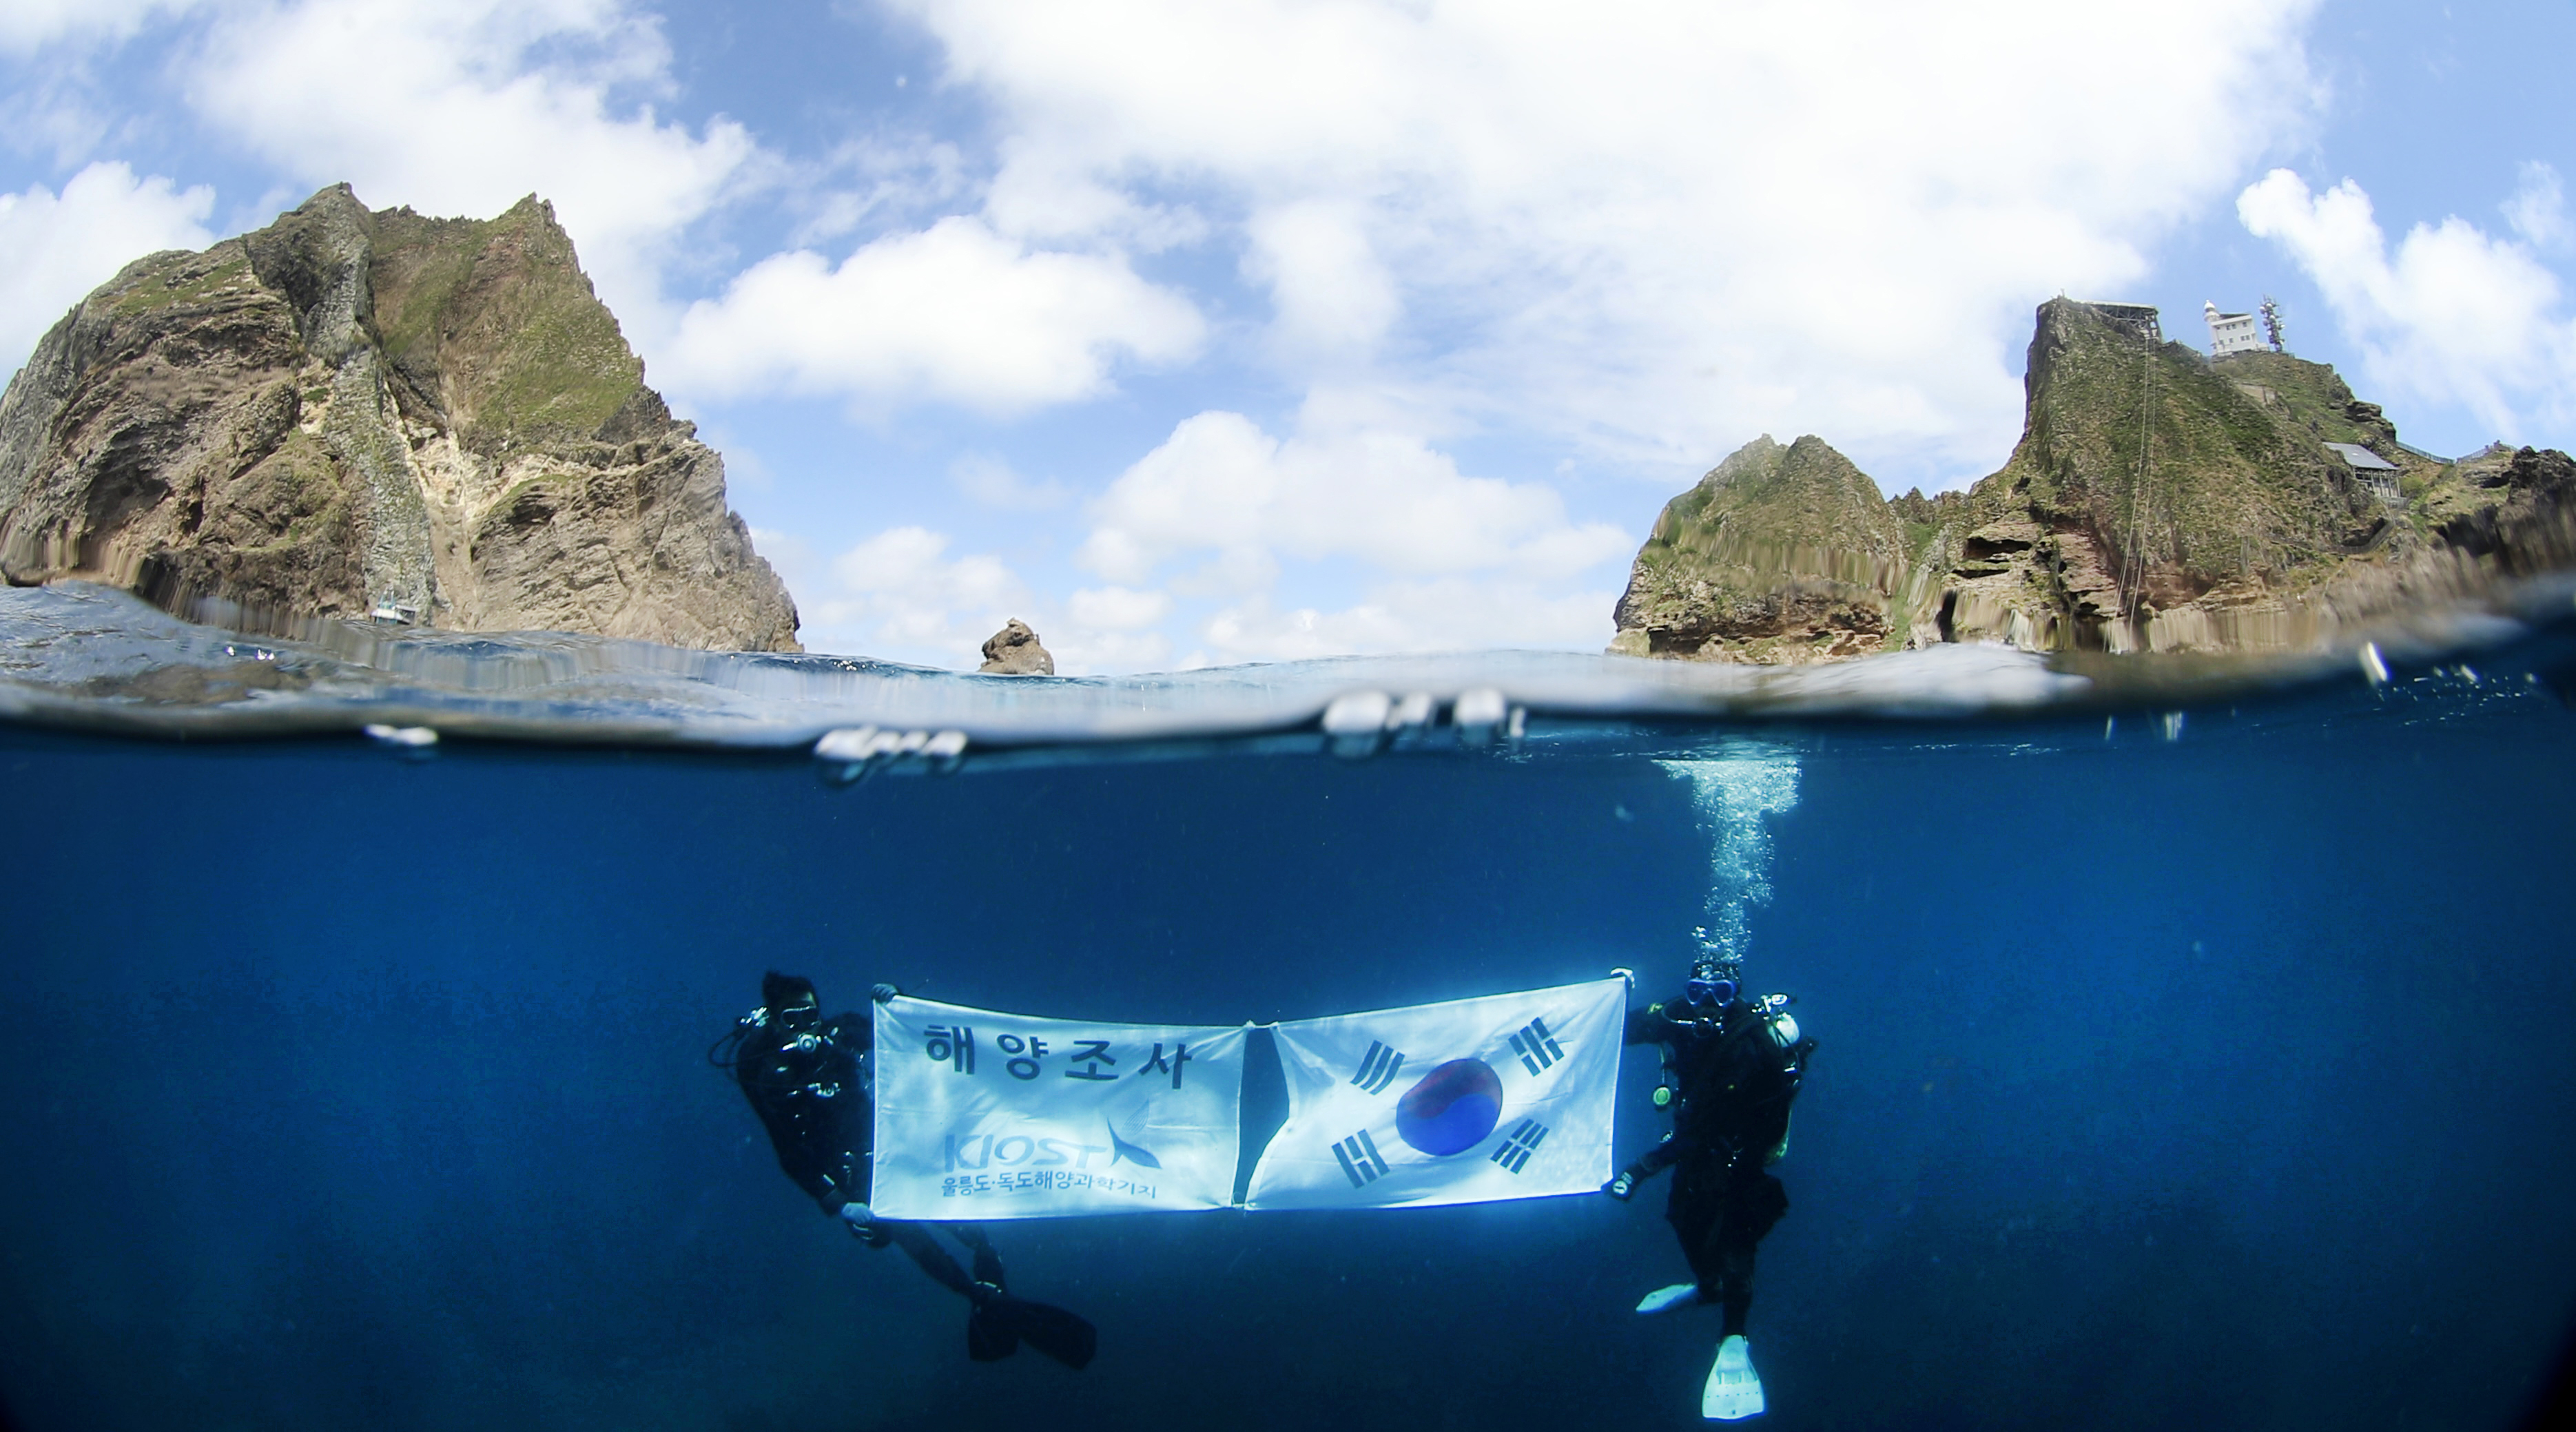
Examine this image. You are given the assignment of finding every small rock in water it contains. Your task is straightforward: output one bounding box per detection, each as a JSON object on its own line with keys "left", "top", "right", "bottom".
{"left": 979, "top": 619, "right": 1055, "bottom": 675}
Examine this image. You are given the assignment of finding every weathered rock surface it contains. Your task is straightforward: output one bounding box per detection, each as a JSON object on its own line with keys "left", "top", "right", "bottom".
{"left": 1614, "top": 298, "right": 2576, "bottom": 661}
{"left": 1609, "top": 435, "right": 1918, "bottom": 663}
{"left": 978, "top": 619, "right": 1055, "bottom": 674}
{"left": 0, "top": 184, "right": 799, "bottom": 652}
{"left": 2421, "top": 443, "right": 2576, "bottom": 570}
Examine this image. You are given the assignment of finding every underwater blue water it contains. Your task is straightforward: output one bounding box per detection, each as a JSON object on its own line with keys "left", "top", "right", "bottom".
{"left": 4, "top": 605, "right": 2575, "bottom": 1431}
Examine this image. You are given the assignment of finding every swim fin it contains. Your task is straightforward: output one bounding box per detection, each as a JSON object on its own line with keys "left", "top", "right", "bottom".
{"left": 1635, "top": 1283, "right": 1698, "bottom": 1314}
{"left": 1701, "top": 1334, "right": 1765, "bottom": 1421}
{"left": 969, "top": 1294, "right": 1097, "bottom": 1370}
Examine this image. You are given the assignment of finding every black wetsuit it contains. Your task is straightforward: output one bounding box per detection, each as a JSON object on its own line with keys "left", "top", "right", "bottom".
{"left": 735, "top": 1005, "right": 874, "bottom": 1212}
{"left": 732, "top": 1003, "right": 996, "bottom": 1305}
{"left": 727, "top": 989, "right": 1097, "bottom": 1369}
{"left": 1622, "top": 995, "right": 1815, "bottom": 1337}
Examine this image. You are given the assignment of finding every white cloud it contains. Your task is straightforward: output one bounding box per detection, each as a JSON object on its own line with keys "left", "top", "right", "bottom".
{"left": 2503, "top": 161, "right": 2568, "bottom": 251}
{"left": 804, "top": 523, "right": 1030, "bottom": 660}
{"left": 802, "top": 557, "right": 1603, "bottom": 671}
{"left": 1067, "top": 584, "right": 1169, "bottom": 630}
{"left": 172, "top": 1, "right": 1198, "bottom": 422}
{"left": 181, "top": 0, "right": 756, "bottom": 339}
{"left": 982, "top": 141, "right": 1207, "bottom": 251}
{"left": 0, "top": 0, "right": 205, "bottom": 54}
{"left": 0, "top": 162, "right": 216, "bottom": 375}
{"left": 894, "top": 0, "right": 2326, "bottom": 481}
{"left": 833, "top": 524, "right": 1018, "bottom": 601}
{"left": 796, "top": 526, "right": 1177, "bottom": 672}
{"left": 1242, "top": 199, "right": 1399, "bottom": 356}
{"left": 1049, "top": 627, "right": 1173, "bottom": 672}
{"left": 2239, "top": 167, "right": 2576, "bottom": 438}
{"left": 659, "top": 216, "right": 1204, "bottom": 413}
{"left": 1077, "top": 409, "right": 1633, "bottom": 587}
{"left": 1053, "top": 585, "right": 1176, "bottom": 672}
{"left": 1060, "top": 406, "right": 1632, "bottom": 665}
{"left": 1195, "top": 580, "right": 1616, "bottom": 665}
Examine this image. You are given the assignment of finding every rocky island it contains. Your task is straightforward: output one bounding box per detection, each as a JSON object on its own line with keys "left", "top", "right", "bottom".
{"left": 0, "top": 185, "right": 798, "bottom": 652}
{"left": 1613, "top": 298, "right": 2575, "bottom": 663}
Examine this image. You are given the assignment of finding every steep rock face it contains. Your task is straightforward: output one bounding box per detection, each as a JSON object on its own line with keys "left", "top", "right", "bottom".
{"left": 0, "top": 185, "right": 798, "bottom": 652}
{"left": 1935, "top": 298, "right": 2398, "bottom": 653}
{"left": 1609, "top": 434, "right": 1930, "bottom": 663}
{"left": 1614, "top": 298, "right": 2575, "bottom": 662}
{"left": 2420, "top": 444, "right": 2576, "bottom": 572}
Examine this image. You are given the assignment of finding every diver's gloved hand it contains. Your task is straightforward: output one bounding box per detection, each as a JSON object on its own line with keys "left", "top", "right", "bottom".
{"left": 1603, "top": 1170, "right": 1638, "bottom": 1201}
{"left": 871, "top": 983, "right": 900, "bottom": 1004}
{"left": 840, "top": 1202, "right": 892, "bottom": 1246}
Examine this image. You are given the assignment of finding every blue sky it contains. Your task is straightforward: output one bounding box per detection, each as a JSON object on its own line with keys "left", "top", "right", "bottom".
{"left": 3, "top": 1, "right": 2570, "bottom": 670}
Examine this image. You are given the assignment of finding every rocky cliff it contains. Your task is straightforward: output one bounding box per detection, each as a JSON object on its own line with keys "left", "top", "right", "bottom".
{"left": 1613, "top": 298, "right": 2575, "bottom": 661}
{"left": 0, "top": 185, "right": 799, "bottom": 651}
{"left": 1609, "top": 434, "right": 1921, "bottom": 663}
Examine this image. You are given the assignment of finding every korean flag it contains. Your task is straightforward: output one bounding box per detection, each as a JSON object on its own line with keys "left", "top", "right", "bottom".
{"left": 1245, "top": 977, "right": 1626, "bottom": 1210}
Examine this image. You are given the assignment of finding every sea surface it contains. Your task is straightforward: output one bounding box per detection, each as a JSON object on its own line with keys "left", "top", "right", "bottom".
{"left": 4, "top": 580, "right": 2575, "bottom": 1432}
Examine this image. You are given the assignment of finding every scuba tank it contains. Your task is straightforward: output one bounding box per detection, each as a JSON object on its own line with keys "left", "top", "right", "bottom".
{"left": 1756, "top": 993, "right": 1802, "bottom": 1055}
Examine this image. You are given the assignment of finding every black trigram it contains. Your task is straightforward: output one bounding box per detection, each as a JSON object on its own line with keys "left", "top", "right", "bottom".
{"left": 1333, "top": 1128, "right": 1392, "bottom": 1187}
{"left": 1349, "top": 1039, "right": 1407, "bottom": 1094}
{"left": 1508, "top": 1017, "right": 1563, "bottom": 1076}
{"left": 1490, "top": 1119, "right": 1549, "bottom": 1174}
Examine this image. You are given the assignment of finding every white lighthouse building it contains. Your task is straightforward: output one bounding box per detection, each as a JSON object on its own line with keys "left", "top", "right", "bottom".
{"left": 2205, "top": 301, "right": 2265, "bottom": 357}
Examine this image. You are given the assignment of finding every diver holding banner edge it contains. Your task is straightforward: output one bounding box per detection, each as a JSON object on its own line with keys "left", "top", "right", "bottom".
{"left": 1609, "top": 954, "right": 1815, "bottom": 1420}
{"left": 714, "top": 972, "right": 1098, "bottom": 1369}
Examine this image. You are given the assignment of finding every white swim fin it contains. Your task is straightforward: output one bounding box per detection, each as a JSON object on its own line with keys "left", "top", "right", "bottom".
{"left": 1635, "top": 1283, "right": 1698, "bottom": 1314}
{"left": 1702, "top": 1334, "right": 1765, "bottom": 1420}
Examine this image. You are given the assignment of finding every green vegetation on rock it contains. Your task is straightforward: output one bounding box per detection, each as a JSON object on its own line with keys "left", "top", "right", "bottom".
{"left": 107, "top": 245, "right": 258, "bottom": 319}
{"left": 1613, "top": 434, "right": 1913, "bottom": 661}
{"left": 1980, "top": 298, "right": 2378, "bottom": 609}
{"left": 369, "top": 196, "right": 646, "bottom": 452}
{"left": 1614, "top": 298, "right": 2575, "bottom": 663}
{"left": 0, "top": 183, "right": 798, "bottom": 652}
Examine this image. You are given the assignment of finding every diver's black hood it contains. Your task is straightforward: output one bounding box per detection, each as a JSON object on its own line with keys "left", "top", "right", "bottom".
{"left": 761, "top": 971, "right": 817, "bottom": 1011}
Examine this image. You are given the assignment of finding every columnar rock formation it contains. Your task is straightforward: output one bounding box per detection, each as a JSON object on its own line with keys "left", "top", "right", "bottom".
{"left": 1613, "top": 298, "right": 2575, "bottom": 662}
{"left": 1609, "top": 434, "right": 1919, "bottom": 663}
{"left": 0, "top": 185, "right": 800, "bottom": 652}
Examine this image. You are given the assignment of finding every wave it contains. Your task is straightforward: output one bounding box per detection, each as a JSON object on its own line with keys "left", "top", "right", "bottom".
{"left": 1, "top": 579, "right": 2567, "bottom": 762}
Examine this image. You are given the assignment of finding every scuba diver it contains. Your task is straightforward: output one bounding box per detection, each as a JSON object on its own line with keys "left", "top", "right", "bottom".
{"left": 1606, "top": 957, "right": 1815, "bottom": 1421}
{"left": 716, "top": 972, "right": 1096, "bottom": 1369}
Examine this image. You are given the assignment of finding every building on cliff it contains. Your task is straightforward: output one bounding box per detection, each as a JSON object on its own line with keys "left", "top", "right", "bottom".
{"left": 2205, "top": 301, "right": 2267, "bottom": 357}
{"left": 2083, "top": 302, "right": 2163, "bottom": 344}
{"left": 0, "top": 185, "right": 801, "bottom": 652}
{"left": 2325, "top": 442, "right": 2402, "bottom": 504}
{"left": 1610, "top": 298, "right": 2576, "bottom": 664}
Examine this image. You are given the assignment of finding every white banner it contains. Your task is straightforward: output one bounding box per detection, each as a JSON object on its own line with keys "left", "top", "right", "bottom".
{"left": 869, "top": 997, "right": 1248, "bottom": 1220}
{"left": 1244, "top": 978, "right": 1626, "bottom": 1210}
